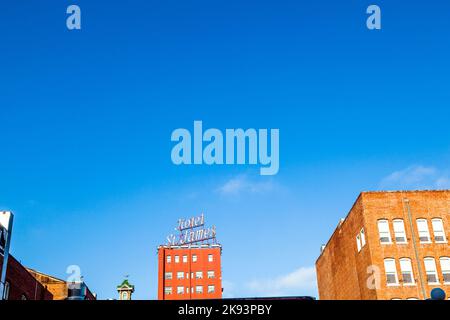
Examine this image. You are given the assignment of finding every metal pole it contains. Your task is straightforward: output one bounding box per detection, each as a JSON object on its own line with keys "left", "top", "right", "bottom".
{"left": 0, "top": 212, "right": 14, "bottom": 300}
{"left": 404, "top": 199, "right": 427, "bottom": 299}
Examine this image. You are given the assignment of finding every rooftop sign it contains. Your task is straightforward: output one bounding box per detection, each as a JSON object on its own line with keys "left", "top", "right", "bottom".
{"left": 167, "top": 213, "right": 217, "bottom": 246}
{"left": 0, "top": 211, "right": 12, "bottom": 255}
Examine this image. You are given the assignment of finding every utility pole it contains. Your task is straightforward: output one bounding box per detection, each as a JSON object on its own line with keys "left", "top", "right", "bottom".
{"left": 0, "top": 211, "right": 14, "bottom": 300}
{"left": 404, "top": 199, "right": 427, "bottom": 299}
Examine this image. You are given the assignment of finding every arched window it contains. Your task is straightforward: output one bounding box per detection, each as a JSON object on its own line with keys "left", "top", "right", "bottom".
{"left": 378, "top": 220, "right": 392, "bottom": 244}
{"left": 432, "top": 219, "right": 446, "bottom": 243}
{"left": 122, "top": 291, "right": 128, "bottom": 300}
{"left": 399, "top": 258, "right": 415, "bottom": 285}
{"left": 440, "top": 257, "right": 450, "bottom": 284}
{"left": 384, "top": 258, "right": 399, "bottom": 286}
{"left": 416, "top": 219, "right": 431, "bottom": 243}
{"left": 424, "top": 257, "right": 439, "bottom": 284}
{"left": 393, "top": 219, "right": 407, "bottom": 244}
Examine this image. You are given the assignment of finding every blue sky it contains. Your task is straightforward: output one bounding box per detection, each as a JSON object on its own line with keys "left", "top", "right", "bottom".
{"left": 1, "top": 1, "right": 450, "bottom": 299}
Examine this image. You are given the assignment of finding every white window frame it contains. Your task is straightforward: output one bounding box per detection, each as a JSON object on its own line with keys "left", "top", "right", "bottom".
{"left": 177, "top": 286, "right": 185, "bottom": 295}
{"left": 175, "top": 255, "right": 180, "bottom": 263}
{"left": 164, "top": 287, "right": 173, "bottom": 295}
{"left": 356, "top": 234, "right": 362, "bottom": 252}
{"left": 424, "top": 257, "right": 439, "bottom": 285}
{"left": 384, "top": 258, "right": 399, "bottom": 286}
{"left": 439, "top": 257, "right": 450, "bottom": 285}
{"left": 393, "top": 219, "right": 407, "bottom": 244}
{"left": 432, "top": 218, "right": 447, "bottom": 243}
{"left": 417, "top": 219, "right": 431, "bottom": 243}
{"left": 208, "top": 285, "right": 215, "bottom": 293}
{"left": 360, "top": 228, "right": 366, "bottom": 247}
{"left": 177, "top": 271, "right": 184, "bottom": 280}
{"left": 166, "top": 255, "right": 172, "bottom": 264}
{"left": 195, "top": 271, "right": 203, "bottom": 279}
{"left": 192, "top": 255, "right": 198, "bottom": 263}
{"left": 165, "top": 272, "right": 173, "bottom": 280}
{"left": 399, "top": 258, "right": 415, "bottom": 286}
{"left": 378, "top": 220, "right": 392, "bottom": 244}
{"left": 208, "top": 254, "right": 214, "bottom": 262}
{"left": 195, "top": 286, "right": 203, "bottom": 294}
{"left": 183, "top": 255, "right": 188, "bottom": 263}
{"left": 207, "top": 271, "right": 215, "bottom": 279}
{"left": 3, "top": 281, "right": 10, "bottom": 300}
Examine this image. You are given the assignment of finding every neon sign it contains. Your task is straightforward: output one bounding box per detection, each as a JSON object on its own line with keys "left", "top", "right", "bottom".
{"left": 167, "top": 213, "right": 217, "bottom": 246}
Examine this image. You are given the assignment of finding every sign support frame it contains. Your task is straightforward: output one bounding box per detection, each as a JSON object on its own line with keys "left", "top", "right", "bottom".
{"left": 0, "top": 212, "right": 14, "bottom": 300}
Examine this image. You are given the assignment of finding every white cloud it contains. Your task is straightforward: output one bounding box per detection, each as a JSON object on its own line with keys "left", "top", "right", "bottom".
{"left": 245, "top": 266, "right": 317, "bottom": 297}
{"left": 216, "top": 175, "right": 276, "bottom": 196}
{"left": 380, "top": 165, "right": 450, "bottom": 190}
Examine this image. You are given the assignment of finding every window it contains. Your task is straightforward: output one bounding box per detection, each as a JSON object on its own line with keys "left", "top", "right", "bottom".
{"left": 208, "top": 254, "right": 214, "bottom": 262}
{"left": 165, "top": 272, "right": 173, "bottom": 280}
{"left": 356, "top": 234, "right": 362, "bottom": 252}
{"left": 208, "top": 285, "right": 215, "bottom": 293}
{"left": 424, "top": 257, "right": 439, "bottom": 284}
{"left": 177, "top": 286, "right": 184, "bottom": 294}
{"left": 432, "top": 219, "right": 446, "bottom": 243}
{"left": 378, "top": 220, "right": 392, "bottom": 244}
{"left": 393, "top": 219, "right": 407, "bottom": 244}
{"left": 177, "top": 272, "right": 184, "bottom": 280}
{"left": 360, "top": 228, "right": 366, "bottom": 247}
{"left": 439, "top": 257, "right": 450, "bottom": 284}
{"left": 416, "top": 219, "right": 431, "bottom": 243}
{"left": 384, "top": 259, "right": 399, "bottom": 286}
{"left": 195, "top": 271, "right": 203, "bottom": 279}
{"left": 183, "top": 255, "right": 188, "bottom": 263}
{"left": 399, "top": 258, "right": 415, "bottom": 285}
{"left": 192, "top": 255, "right": 198, "bottom": 262}
{"left": 167, "top": 255, "right": 172, "bottom": 264}
{"left": 207, "top": 271, "right": 215, "bottom": 279}
{"left": 122, "top": 292, "right": 128, "bottom": 300}
{"left": 164, "top": 287, "right": 173, "bottom": 295}
{"left": 3, "top": 281, "right": 10, "bottom": 300}
{"left": 175, "top": 255, "right": 180, "bottom": 263}
{"left": 356, "top": 228, "right": 366, "bottom": 252}
{"left": 196, "top": 286, "right": 203, "bottom": 294}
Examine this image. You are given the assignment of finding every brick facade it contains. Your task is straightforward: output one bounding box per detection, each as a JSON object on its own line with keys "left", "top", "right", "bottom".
{"left": 158, "top": 245, "right": 222, "bottom": 300}
{"left": 316, "top": 190, "right": 450, "bottom": 300}
{"left": 0, "top": 255, "right": 52, "bottom": 300}
{"left": 0, "top": 254, "right": 96, "bottom": 300}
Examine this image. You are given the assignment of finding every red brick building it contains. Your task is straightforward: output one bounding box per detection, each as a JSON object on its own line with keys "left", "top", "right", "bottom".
{"left": 158, "top": 244, "right": 222, "bottom": 300}
{"left": 0, "top": 254, "right": 96, "bottom": 300}
{"left": 0, "top": 254, "right": 52, "bottom": 300}
{"left": 316, "top": 190, "right": 450, "bottom": 300}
